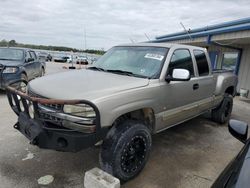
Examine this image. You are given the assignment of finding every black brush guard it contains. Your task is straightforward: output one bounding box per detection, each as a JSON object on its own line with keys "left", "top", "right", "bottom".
{"left": 6, "top": 80, "right": 108, "bottom": 152}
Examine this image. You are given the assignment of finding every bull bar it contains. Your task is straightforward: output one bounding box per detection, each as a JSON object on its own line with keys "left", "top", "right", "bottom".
{"left": 6, "top": 81, "right": 108, "bottom": 152}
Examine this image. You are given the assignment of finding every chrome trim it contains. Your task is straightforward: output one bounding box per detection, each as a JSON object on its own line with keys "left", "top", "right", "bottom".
{"left": 38, "top": 104, "right": 95, "bottom": 125}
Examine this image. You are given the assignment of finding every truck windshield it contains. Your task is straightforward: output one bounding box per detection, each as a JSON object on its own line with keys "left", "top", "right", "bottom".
{"left": 92, "top": 46, "right": 168, "bottom": 78}
{"left": 0, "top": 48, "right": 24, "bottom": 61}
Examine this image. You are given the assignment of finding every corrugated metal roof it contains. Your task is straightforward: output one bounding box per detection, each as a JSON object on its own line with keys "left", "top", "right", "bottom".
{"left": 154, "top": 17, "right": 250, "bottom": 42}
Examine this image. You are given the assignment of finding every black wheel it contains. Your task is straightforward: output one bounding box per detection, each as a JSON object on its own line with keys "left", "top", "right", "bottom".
{"left": 212, "top": 94, "right": 233, "bottom": 124}
{"left": 99, "top": 120, "right": 152, "bottom": 182}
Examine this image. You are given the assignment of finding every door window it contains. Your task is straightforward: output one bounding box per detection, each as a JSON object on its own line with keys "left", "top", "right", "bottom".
{"left": 194, "top": 50, "right": 209, "bottom": 76}
{"left": 29, "top": 51, "right": 37, "bottom": 60}
{"left": 168, "top": 49, "right": 194, "bottom": 77}
{"left": 26, "top": 51, "right": 31, "bottom": 59}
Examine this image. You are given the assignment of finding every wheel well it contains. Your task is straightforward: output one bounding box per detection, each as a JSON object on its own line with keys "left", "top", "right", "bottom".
{"left": 113, "top": 108, "right": 155, "bottom": 133}
{"left": 21, "top": 71, "right": 27, "bottom": 78}
{"left": 225, "top": 86, "right": 235, "bottom": 96}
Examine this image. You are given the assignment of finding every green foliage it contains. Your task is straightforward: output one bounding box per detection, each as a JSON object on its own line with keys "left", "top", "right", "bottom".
{"left": 0, "top": 39, "right": 105, "bottom": 55}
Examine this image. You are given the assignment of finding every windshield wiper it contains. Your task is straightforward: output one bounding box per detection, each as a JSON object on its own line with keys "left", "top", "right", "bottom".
{"left": 106, "top": 69, "right": 149, "bottom": 78}
{"left": 87, "top": 66, "right": 105, "bottom": 72}
{"left": 0, "top": 58, "right": 10, "bottom": 60}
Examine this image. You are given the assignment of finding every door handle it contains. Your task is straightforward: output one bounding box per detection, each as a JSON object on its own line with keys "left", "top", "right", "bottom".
{"left": 193, "top": 83, "right": 199, "bottom": 90}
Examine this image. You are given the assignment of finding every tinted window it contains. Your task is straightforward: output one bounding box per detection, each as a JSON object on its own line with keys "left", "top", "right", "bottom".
{"left": 29, "top": 51, "right": 37, "bottom": 59}
{"left": 168, "top": 49, "right": 194, "bottom": 76}
{"left": 194, "top": 50, "right": 209, "bottom": 76}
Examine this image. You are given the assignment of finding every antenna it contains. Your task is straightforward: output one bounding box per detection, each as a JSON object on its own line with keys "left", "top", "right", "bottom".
{"left": 144, "top": 33, "right": 150, "bottom": 41}
{"left": 180, "top": 22, "right": 192, "bottom": 40}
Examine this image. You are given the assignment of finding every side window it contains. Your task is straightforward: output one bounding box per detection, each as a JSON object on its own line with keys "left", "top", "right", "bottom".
{"left": 194, "top": 50, "right": 209, "bottom": 76}
{"left": 30, "top": 51, "right": 37, "bottom": 60}
{"left": 26, "top": 51, "right": 31, "bottom": 59}
{"left": 168, "top": 49, "right": 194, "bottom": 77}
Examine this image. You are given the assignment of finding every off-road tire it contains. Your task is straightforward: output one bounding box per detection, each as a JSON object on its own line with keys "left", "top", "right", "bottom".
{"left": 99, "top": 120, "right": 152, "bottom": 182}
{"left": 212, "top": 94, "right": 233, "bottom": 124}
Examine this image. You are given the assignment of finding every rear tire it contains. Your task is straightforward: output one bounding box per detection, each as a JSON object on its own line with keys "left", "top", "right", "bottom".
{"left": 99, "top": 120, "right": 152, "bottom": 182}
{"left": 212, "top": 94, "right": 233, "bottom": 124}
{"left": 40, "top": 67, "right": 45, "bottom": 77}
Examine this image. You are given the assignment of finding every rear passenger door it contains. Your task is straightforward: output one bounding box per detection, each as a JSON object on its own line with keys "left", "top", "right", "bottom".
{"left": 193, "top": 50, "right": 216, "bottom": 112}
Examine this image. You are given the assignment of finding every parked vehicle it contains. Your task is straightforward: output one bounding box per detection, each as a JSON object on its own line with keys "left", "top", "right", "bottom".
{"left": 65, "top": 55, "right": 73, "bottom": 63}
{"left": 6, "top": 43, "right": 237, "bottom": 181}
{"left": 76, "top": 56, "right": 88, "bottom": 65}
{"left": 46, "top": 54, "right": 52, "bottom": 61}
{"left": 0, "top": 47, "right": 45, "bottom": 90}
{"left": 37, "top": 52, "right": 52, "bottom": 62}
{"left": 212, "top": 119, "right": 249, "bottom": 188}
{"left": 53, "top": 54, "right": 68, "bottom": 63}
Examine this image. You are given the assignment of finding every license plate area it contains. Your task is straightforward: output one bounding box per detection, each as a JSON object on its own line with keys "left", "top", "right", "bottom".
{"left": 17, "top": 112, "right": 42, "bottom": 141}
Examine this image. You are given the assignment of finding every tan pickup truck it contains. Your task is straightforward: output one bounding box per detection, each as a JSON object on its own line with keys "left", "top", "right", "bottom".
{"left": 7, "top": 43, "right": 237, "bottom": 181}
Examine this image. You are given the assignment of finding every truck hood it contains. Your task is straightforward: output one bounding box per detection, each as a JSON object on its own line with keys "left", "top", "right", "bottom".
{"left": 28, "top": 69, "right": 149, "bottom": 101}
{"left": 0, "top": 60, "right": 22, "bottom": 66}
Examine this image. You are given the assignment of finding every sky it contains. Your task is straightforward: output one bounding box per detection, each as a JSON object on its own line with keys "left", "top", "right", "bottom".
{"left": 1, "top": 0, "right": 250, "bottom": 50}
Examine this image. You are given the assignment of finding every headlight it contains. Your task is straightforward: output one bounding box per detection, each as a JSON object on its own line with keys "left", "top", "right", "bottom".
{"left": 63, "top": 104, "right": 96, "bottom": 118}
{"left": 3, "top": 67, "right": 18, "bottom": 73}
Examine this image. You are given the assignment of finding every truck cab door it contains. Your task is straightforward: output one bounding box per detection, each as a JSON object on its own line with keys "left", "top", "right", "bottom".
{"left": 157, "top": 49, "right": 200, "bottom": 131}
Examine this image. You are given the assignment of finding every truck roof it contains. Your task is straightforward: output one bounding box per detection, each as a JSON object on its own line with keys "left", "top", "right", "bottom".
{"left": 116, "top": 42, "right": 206, "bottom": 51}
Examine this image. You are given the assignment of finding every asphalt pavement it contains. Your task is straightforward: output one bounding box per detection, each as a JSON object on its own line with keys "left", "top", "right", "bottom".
{"left": 0, "top": 62, "right": 248, "bottom": 188}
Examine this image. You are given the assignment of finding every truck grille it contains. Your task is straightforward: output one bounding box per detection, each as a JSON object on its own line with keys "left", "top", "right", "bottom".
{"left": 28, "top": 90, "right": 63, "bottom": 124}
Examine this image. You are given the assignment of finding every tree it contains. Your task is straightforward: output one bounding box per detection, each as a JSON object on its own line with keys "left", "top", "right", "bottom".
{"left": 9, "top": 40, "right": 17, "bottom": 46}
{"left": 0, "top": 39, "right": 8, "bottom": 46}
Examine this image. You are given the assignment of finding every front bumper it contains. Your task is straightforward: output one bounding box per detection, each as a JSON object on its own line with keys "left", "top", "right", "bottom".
{"left": 6, "top": 85, "right": 108, "bottom": 152}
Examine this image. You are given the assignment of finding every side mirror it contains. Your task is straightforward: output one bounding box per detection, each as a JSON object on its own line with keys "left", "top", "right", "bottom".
{"left": 26, "top": 57, "right": 34, "bottom": 63}
{"left": 165, "top": 68, "right": 191, "bottom": 83}
{"left": 229, "top": 119, "right": 248, "bottom": 144}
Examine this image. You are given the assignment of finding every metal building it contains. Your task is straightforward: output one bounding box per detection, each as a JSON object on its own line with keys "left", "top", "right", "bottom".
{"left": 153, "top": 17, "right": 250, "bottom": 98}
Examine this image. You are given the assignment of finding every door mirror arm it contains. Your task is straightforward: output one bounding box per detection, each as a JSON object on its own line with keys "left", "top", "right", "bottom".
{"left": 25, "top": 57, "right": 34, "bottom": 63}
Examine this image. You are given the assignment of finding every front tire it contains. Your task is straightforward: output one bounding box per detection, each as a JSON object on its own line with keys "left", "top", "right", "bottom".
{"left": 212, "top": 94, "right": 233, "bottom": 124}
{"left": 99, "top": 120, "right": 152, "bottom": 182}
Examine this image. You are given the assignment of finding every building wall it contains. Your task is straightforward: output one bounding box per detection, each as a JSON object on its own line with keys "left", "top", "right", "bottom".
{"left": 237, "top": 45, "right": 250, "bottom": 95}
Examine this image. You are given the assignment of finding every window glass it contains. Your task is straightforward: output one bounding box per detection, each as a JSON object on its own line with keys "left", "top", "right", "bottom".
{"left": 168, "top": 49, "right": 194, "bottom": 76}
{"left": 194, "top": 50, "right": 209, "bottom": 76}
{"left": 29, "top": 51, "right": 37, "bottom": 59}
{"left": 222, "top": 53, "right": 238, "bottom": 71}
{"left": 26, "top": 51, "right": 31, "bottom": 58}
{"left": 94, "top": 46, "right": 169, "bottom": 78}
{"left": 0, "top": 48, "right": 24, "bottom": 61}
